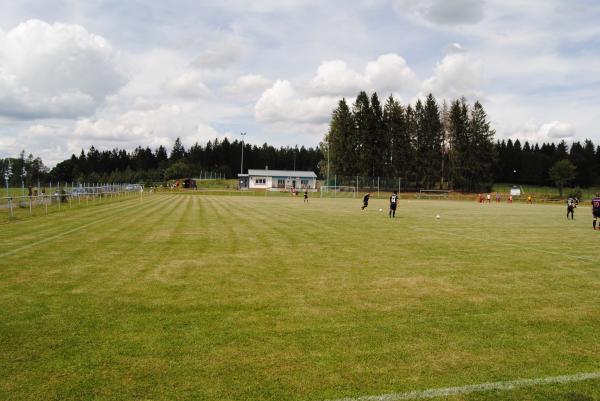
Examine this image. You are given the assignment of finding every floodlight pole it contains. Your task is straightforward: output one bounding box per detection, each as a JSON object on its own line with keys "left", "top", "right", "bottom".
{"left": 326, "top": 141, "right": 330, "bottom": 187}
{"left": 293, "top": 147, "right": 296, "bottom": 172}
{"left": 240, "top": 132, "right": 246, "bottom": 174}
{"left": 21, "top": 166, "right": 26, "bottom": 197}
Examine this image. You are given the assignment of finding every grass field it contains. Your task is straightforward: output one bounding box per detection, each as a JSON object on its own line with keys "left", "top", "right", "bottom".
{"left": 1, "top": 194, "right": 599, "bottom": 401}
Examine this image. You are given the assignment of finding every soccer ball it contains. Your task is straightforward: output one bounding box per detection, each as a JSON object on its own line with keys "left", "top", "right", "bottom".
{"left": 379, "top": 208, "right": 383, "bottom": 212}
{"left": 436, "top": 215, "right": 440, "bottom": 219}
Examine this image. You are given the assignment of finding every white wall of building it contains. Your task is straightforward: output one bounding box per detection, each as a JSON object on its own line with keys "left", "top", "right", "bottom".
{"left": 248, "top": 176, "right": 272, "bottom": 189}
{"left": 247, "top": 175, "right": 316, "bottom": 189}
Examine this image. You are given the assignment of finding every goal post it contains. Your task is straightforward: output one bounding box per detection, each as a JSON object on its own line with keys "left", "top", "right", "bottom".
{"left": 320, "top": 186, "right": 357, "bottom": 198}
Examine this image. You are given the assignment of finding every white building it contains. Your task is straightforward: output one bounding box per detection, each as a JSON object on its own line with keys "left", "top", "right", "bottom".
{"left": 238, "top": 169, "right": 318, "bottom": 190}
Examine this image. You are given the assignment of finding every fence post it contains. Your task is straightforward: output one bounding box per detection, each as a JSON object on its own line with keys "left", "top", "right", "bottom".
{"left": 334, "top": 175, "right": 337, "bottom": 197}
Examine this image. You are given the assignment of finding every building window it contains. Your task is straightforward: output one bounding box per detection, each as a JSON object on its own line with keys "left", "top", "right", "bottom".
{"left": 255, "top": 178, "right": 266, "bottom": 185}
{"left": 277, "top": 179, "right": 285, "bottom": 188}
{"left": 301, "top": 179, "right": 309, "bottom": 186}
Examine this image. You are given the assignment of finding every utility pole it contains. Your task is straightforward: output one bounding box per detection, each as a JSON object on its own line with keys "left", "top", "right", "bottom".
{"left": 240, "top": 132, "right": 246, "bottom": 174}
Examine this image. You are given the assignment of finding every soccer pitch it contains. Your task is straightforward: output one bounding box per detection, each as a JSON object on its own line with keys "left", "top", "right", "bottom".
{"left": 1, "top": 194, "right": 599, "bottom": 401}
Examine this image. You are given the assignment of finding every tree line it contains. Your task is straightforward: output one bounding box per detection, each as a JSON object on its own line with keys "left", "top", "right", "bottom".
{"left": 322, "top": 92, "right": 496, "bottom": 192}
{"left": 2, "top": 95, "right": 600, "bottom": 192}
{"left": 495, "top": 138, "right": 600, "bottom": 187}
{"left": 322, "top": 91, "right": 600, "bottom": 192}
{"left": 0, "top": 138, "right": 322, "bottom": 186}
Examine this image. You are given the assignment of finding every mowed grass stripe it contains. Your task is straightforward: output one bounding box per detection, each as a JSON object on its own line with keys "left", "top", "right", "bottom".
{"left": 0, "top": 193, "right": 148, "bottom": 239}
{"left": 0, "top": 197, "right": 192, "bottom": 400}
{"left": 0, "top": 194, "right": 164, "bottom": 254}
{"left": 0, "top": 196, "right": 184, "bottom": 300}
{"left": 0, "top": 196, "right": 181, "bottom": 293}
{"left": 0, "top": 195, "right": 174, "bottom": 258}
{"left": 0, "top": 194, "right": 169, "bottom": 258}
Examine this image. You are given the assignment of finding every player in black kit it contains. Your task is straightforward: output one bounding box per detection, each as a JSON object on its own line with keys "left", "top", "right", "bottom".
{"left": 389, "top": 190, "right": 399, "bottom": 218}
{"left": 361, "top": 193, "right": 370, "bottom": 210}
{"left": 567, "top": 196, "right": 575, "bottom": 220}
{"left": 592, "top": 193, "right": 600, "bottom": 230}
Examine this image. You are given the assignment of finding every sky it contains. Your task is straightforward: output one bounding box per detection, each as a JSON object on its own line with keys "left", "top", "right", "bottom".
{"left": 1, "top": 0, "right": 600, "bottom": 166}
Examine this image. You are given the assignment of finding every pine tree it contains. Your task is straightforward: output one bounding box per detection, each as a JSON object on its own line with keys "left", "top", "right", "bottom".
{"left": 369, "top": 93, "right": 385, "bottom": 177}
{"left": 324, "top": 98, "right": 356, "bottom": 177}
{"left": 353, "top": 91, "right": 373, "bottom": 177}
{"left": 467, "top": 101, "right": 496, "bottom": 192}
{"left": 413, "top": 99, "right": 425, "bottom": 188}
{"left": 405, "top": 104, "right": 418, "bottom": 186}
{"left": 419, "top": 94, "right": 443, "bottom": 189}
{"left": 383, "top": 95, "right": 412, "bottom": 179}
{"left": 448, "top": 99, "right": 470, "bottom": 190}
{"left": 170, "top": 137, "right": 186, "bottom": 162}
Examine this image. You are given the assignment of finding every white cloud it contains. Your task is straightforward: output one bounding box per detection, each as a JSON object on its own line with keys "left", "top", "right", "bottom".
{"left": 365, "top": 53, "right": 417, "bottom": 94}
{"left": 255, "top": 80, "right": 338, "bottom": 125}
{"left": 310, "top": 54, "right": 417, "bottom": 96}
{"left": 226, "top": 74, "right": 271, "bottom": 95}
{"left": 395, "top": 0, "right": 485, "bottom": 26}
{"left": 540, "top": 121, "right": 576, "bottom": 139}
{"left": 0, "top": 19, "right": 124, "bottom": 119}
{"left": 310, "top": 60, "right": 366, "bottom": 95}
{"left": 164, "top": 70, "right": 210, "bottom": 98}
{"left": 192, "top": 37, "right": 247, "bottom": 70}
{"left": 74, "top": 105, "right": 222, "bottom": 148}
{"left": 506, "top": 120, "right": 576, "bottom": 144}
{"left": 421, "top": 43, "right": 483, "bottom": 100}
{"left": 3, "top": 2, "right": 600, "bottom": 164}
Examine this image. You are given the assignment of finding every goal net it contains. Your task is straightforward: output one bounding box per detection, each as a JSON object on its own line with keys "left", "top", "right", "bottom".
{"left": 320, "top": 186, "right": 357, "bottom": 198}
{"left": 417, "top": 189, "right": 451, "bottom": 199}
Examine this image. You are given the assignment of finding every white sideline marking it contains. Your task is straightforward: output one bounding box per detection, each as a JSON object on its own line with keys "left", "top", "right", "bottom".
{"left": 326, "top": 371, "right": 600, "bottom": 401}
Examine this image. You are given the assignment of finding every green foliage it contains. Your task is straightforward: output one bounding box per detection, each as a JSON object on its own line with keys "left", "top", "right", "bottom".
{"left": 549, "top": 159, "right": 577, "bottom": 197}
{"left": 164, "top": 161, "right": 194, "bottom": 180}
{"left": 322, "top": 93, "right": 495, "bottom": 191}
{"left": 325, "top": 98, "right": 356, "bottom": 178}
{"left": 416, "top": 94, "right": 443, "bottom": 189}
{"left": 384, "top": 95, "right": 412, "bottom": 180}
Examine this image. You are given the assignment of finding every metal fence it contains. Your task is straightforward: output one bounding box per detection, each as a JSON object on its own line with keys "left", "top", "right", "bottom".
{"left": 0, "top": 184, "right": 144, "bottom": 223}
{"left": 321, "top": 176, "right": 404, "bottom": 198}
